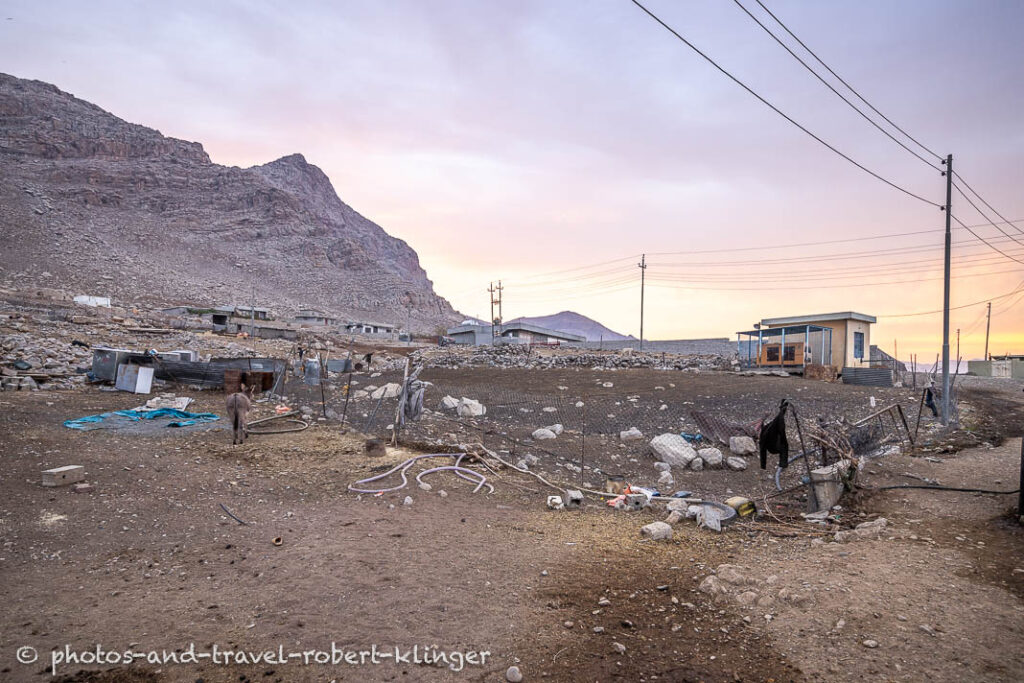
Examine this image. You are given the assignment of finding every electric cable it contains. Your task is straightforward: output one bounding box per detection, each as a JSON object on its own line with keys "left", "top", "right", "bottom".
{"left": 628, "top": 0, "right": 940, "bottom": 207}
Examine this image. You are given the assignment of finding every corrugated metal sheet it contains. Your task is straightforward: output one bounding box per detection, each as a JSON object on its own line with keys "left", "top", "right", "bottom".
{"left": 841, "top": 367, "right": 893, "bottom": 387}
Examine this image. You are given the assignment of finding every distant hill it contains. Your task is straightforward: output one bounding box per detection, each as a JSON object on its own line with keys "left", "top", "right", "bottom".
{"left": 506, "top": 311, "right": 632, "bottom": 342}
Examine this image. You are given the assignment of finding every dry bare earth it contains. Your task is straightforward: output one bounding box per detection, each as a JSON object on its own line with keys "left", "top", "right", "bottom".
{"left": 0, "top": 372, "right": 1021, "bottom": 682}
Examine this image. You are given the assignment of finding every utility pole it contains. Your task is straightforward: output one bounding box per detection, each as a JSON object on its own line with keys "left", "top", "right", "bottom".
{"left": 488, "top": 281, "right": 503, "bottom": 342}
{"left": 941, "top": 153, "right": 953, "bottom": 426}
{"left": 984, "top": 301, "right": 992, "bottom": 360}
{"left": 638, "top": 254, "right": 647, "bottom": 352}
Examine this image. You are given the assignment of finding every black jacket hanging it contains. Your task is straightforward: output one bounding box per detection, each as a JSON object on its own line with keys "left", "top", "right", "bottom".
{"left": 759, "top": 399, "right": 790, "bottom": 469}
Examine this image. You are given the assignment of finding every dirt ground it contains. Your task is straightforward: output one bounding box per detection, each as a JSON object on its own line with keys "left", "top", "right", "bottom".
{"left": 1, "top": 370, "right": 1022, "bottom": 682}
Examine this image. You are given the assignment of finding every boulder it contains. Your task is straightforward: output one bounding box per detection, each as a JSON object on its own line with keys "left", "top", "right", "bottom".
{"left": 726, "top": 456, "right": 748, "bottom": 471}
{"left": 640, "top": 521, "right": 673, "bottom": 541}
{"left": 371, "top": 383, "right": 402, "bottom": 400}
{"left": 440, "top": 395, "right": 459, "bottom": 410}
{"left": 456, "top": 397, "right": 486, "bottom": 417}
{"left": 620, "top": 426, "right": 644, "bottom": 441}
{"left": 547, "top": 423, "right": 564, "bottom": 436}
{"left": 657, "top": 470, "right": 674, "bottom": 487}
{"left": 650, "top": 434, "right": 697, "bottom": 469}
{"left": 698, "top": 447, "right": 724, "bottom": 468}
{"left": 654, "top": 461, "right": 671, "bottom": 472}
{"left": 532, "top": 428, "right": 557, "bottom": 440}
{"left": 689, "top": 457, "right": 704, "bottom": 471}
{"left": 729, "top": 436, "right": 756, "bottom": 456}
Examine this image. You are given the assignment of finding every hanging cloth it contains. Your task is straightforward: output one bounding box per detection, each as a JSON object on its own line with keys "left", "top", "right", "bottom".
{"left": 759, "top": 399, "right": 790, "bottom": 469}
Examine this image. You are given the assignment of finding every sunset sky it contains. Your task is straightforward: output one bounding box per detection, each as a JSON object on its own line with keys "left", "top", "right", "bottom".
{"left": 1, "top": 0, "right": 1021, "bottom": 361}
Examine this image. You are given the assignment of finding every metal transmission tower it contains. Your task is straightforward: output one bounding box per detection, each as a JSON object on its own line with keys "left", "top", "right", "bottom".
{"left": 488, "top": 281, "right": 504, "bottom": 341}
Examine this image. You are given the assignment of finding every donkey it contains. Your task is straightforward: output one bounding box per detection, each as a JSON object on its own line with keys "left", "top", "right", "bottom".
{"left": 226, "top": 383, "right": 254, "bottom": 445}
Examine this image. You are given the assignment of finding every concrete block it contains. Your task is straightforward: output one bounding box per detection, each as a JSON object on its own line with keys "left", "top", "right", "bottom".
{"left": 564, "top": 489, "right": 584, "bottom": 509}
{"left": 42, "top": 465, "right": 85, "bottom": 487}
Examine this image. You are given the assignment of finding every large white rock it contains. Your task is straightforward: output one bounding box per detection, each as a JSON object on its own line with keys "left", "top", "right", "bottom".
{"left": 689, "top": 457, "right": 704, "bottom": 471}
{"left": 456, "top": 397, "right": 487, "bottom": 417}
{"left": 620, "top": 426, "right": 644, "bottom": 441}
{"left": 729, "top": 436, "right": 757, "bottom": 456}
{"left": 650, "top": 434, "right": 697, "bottom": 469}
{"left": 547, "top": 423, "right": 564, "bottom": 436}
{"left": 653, "top": 461, "right": 672, "bottom": 472}
{"left": 699, "top": 447, "right": 724, "bottom": 468}
{"left": 440, "top": 395, "right": 459, "bottom": 410}
{"left": 371, "top": 383, "right": 402, "bottom": 400}
{"left": 640, "top": 521, "right": 673, "bottom": 540}
{"left": 726, "top": 456, "right": 748, "bottom": 471}
{"left": 533, "top": 428, "right": 557, "bottom": 440}
{"left": 657, "top": 470, "right": 674, "bottom": 487}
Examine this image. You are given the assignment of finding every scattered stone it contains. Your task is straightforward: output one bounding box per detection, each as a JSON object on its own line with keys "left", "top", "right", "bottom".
{"left": 698, "top": 447, "right": 723, "bottom": 467}
{"left": 593, "top": 626, "right": 605, "bottom": 633}
{"left": 506, "top": 665, "right": 523, "bottom": 682}
{"left": 650, "top": 434, "right": 697, "bottom": 468}
{"left": 653, "top": 461, "right": 672, "bottom": 472}
{"left": 657, "top": 470, "right": 674, "bottom": 486}
{"left": 456, "top": 397, "right": 487, "bottom": 417}
{"left": 532, "top": 428, "right": 557, "bottom": 440}
{"left": 620, "top": 426, "right": 644, "bottom": 441}
{"left": 689, "top": 457, "right": 704, "bottom": 471}
{"left": 729, "top": 436, "right": 756, "bottom": 456}
{"left": 598, "top": 597, "right": 611, "bottom": 606}
{"left": 547, "top": 423, "right": 564, "bottom": 436}
{"left": 726, "top": 456, "right": 748, "bottom": 471}
{"left": 640, "top": 521, "right": 673, "bottom": 541}
{"left": 612, "top": 642, "right": 626, "bottom": 654}
{"left": 862, "top": 639, "right": 879, "bottom": 649}
{"left": 440, "top": 395, "right": 459, "bottom": 410}
{"left": 402, "top": 496, "right": 413, "bottom": 506}
{"left": 418, "top": 482, "right": 432, "bottom": 491}
{"left": 371, "top": 383, "right": 402, "bottom": 400}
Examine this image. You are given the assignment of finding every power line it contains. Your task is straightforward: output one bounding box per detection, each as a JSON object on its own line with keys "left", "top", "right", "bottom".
{"left": 628, "top": 0, "right": 940, "bottom": 207}
{"left": 731, "top": 0, "right": 940, "bottom": 171}
{"left": 953, "top": 172, "right": 1024, "bottom": 236}
{"left": 644, "top": 266, "right": 1022, "bottom": 291}
{"left": 878, "top": 278, "right": 1024, "bottom": 318}
{"left": 949, "top": 213, "right": 1024, "bottom": 266}
{"left": 951, "top": 181, "right": 1024, "bottom": 247}
{"left": 751, "top": 0, "right": 943, "bottom": 162}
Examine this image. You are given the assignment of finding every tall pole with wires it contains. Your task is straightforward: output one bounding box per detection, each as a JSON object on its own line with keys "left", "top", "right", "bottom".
{"left": 984, "top": 302, "right": 992, "bottom": 360}
{"left": 638, "top": 254, "right": 647, "bottom": 351}
{"left": 941, "top": 154, "right": 953, "bottom": 425}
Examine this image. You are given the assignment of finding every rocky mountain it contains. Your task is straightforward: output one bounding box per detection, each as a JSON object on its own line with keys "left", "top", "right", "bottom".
{"left": 506, "top": 311, "right": 632, "bottom": 342}
{"left": 0, "top": 73, "right": 460, "bottom": 331}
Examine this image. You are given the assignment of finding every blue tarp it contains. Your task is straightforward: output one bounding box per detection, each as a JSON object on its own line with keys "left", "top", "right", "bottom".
{"left": 64, "top": 408, "right": 220, "bottom": 430}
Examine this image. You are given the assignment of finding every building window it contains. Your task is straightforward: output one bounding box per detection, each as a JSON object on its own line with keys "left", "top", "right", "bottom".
{"left": 854, "top": 331, "right": 864, "bottom": 360}
{"left": 783, "top": 344, "right": 796, "bottom": 362}
{"left": 766, "top": 345, "right": 780, "bottom": 362}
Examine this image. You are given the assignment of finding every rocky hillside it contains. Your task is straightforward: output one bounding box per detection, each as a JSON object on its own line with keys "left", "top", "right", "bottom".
{"left": 0, "top": 73, "right": 460, "bottom": 331}
{"left": 506, "top": 311, "right": 632, "bottom": 341}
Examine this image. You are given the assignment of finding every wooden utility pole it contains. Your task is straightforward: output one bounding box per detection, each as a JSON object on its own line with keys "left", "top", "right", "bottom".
{"left": 941, "top": 154, "right": 953, "bottom": 425}
{"left": 638, "top": 254, "right": 647, "bottom": 352}
{"left": 984, "top": 301, "right": 992, "bottom": 360}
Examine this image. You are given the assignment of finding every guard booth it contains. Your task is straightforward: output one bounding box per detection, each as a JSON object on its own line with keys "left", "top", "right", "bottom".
{"left": 736, "top": 324, "right": 833, "bottom": 372}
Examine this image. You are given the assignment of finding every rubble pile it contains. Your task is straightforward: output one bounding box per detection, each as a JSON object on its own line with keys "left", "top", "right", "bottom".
{"left": 0, "top": 303, "right": 294, "bottom": 391}
{"left": 412, "top": 345, "right": 738, "bottom": 372}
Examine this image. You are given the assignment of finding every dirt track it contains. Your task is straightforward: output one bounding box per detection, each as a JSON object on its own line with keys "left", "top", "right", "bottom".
{"left": 1, "top": 371, "right": 1022, "bottom": 682}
